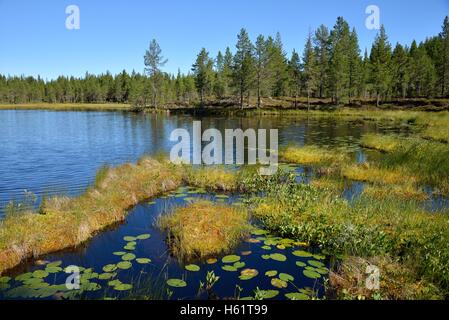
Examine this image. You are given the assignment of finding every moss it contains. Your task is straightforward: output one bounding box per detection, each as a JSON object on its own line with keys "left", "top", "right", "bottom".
{"left": 158, "top": 201, "right": 250, "bottom": 260}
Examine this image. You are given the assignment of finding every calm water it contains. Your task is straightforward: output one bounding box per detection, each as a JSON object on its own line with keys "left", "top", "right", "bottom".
{"left": 0, "top": 109, "right": 401, "bottom": 215}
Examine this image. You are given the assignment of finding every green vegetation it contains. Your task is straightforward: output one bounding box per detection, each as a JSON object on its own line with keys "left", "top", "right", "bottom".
{"left": 2, "top": 16, "right": 449, "bottom": 109}
{"left": 280, "top": 145, "right": 348, "bottom": 166}
{"left": 158, "top": 200, "right": 250, "bottom": 260}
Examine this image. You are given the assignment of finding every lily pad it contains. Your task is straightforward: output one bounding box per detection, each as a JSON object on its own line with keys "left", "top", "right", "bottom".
{"left": 308, "top": 260, "right": 326, "bottom": 268}
{"left": 271, "top": 278, "right": 288, "bottom": 289}
{"left": 303, "top": 269, "right": 321, "bottom": 279}
{"left": 122, "top": 253, "right": 136, "bottom": 261}
{"left": 241, "top": 251, "right": 252, "bottom": 256}
{"left": 239, "top": 269, "right": 259, "bottom": 280}
{"left": 116, "top": 261, "right": 132, "bottom": 270}
{"left": 113, "top": 251, "right": 126, "bottom": 256}
{"left": 47, "top": 261, "right": 62, "bottom": 268}
{"left": 123, "top": 236, "right": 137, "bottom": 242}
{"left": 15, "top": 273, "right": 33, "bottom": 282}
{"left": 261, "top": 245, "right": 272, "bottom": 250}
{"left": 233, "top": 261, "right": 246, "bottom": 269}
{"left": 222, "top": 265, "right": 238, "bottom": 272}
{"left": 269, "top": 253, "right": 287, "bottom": 262}
{"left": 45, "top": 266, "right": 63, "bottom": 273}
{"left": 206, "top": 258, "right": 218, "bottom": 264}
{"left": 295, "top": 261, "right": 307, "bottom": 268}
{"left": 99, "top": 273, "right": 116, "bottom": 280}
{"left": 136, "top": 234, "right": 151, "bottom": 240}
{"left": 292, "top": 250, "right": 313, "bottom": 258}
{"left": 279, "top": 273, "right": 294, "bottom": 282}
{"left": 33, "top": 270, "right": 49, "bottom": 279}
{"left": 185, "top": 264, "right": 200, "bottom": 272}
{"left": 222, "top": 255, "right": 240, "bottom": 264}
{"left": 285, "top": 292, "right": 309, "bottom": 300}
{"left": 258, "top": 290, "right": 279, "bottom": 299}
{"left": 103, "top": 264, "right": 118, "bottom": 272}
{"left": 166, "top": 278, "right": 187, "bottom": 288}
{"left": 261, "top": 254, "right": 270, "bottom": 260}
{"left": 265, "top": 270, "right": 278, "bottom": 277}
{"left": 136, "top": 258, "right": 152, "bottom": 264}
{"left": 113, "top": 283, "right": 133, "bottom": 291}
{"left": 0, "top": 276, "right": 11, "bottom": 283}
{"left": 251, "top": 229, "right": 269, "bottom": 236}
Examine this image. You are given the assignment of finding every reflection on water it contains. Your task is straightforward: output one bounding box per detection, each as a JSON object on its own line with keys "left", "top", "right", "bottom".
{"left": 0, "top": 110, "right": 399, "bottom": 214}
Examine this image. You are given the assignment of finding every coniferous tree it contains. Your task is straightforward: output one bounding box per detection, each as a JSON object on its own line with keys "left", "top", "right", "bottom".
{"left": 302, "top": 32, "right": 319, "bottom": 108}
{"left": 370, "top": 25, "right": 392, "bottom": 106}
{"left": 391, "top": 43, "right": 410, "bottom": 99}
{"left": 314, "top": 25, "right": 331, "bottom": 99}
{"left": 192, "top": 48, "right": 214, "bottom": 106}
{"left": 288, "top": 50, "right": 301, "bottom": 107}
{"left": 144, "top": 39, "right": 168, "bottom": 109}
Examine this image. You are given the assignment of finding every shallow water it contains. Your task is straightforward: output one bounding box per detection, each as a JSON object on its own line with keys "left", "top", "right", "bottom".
{"left": 0, "top": 109, "right": 413, "bottom": 214}
{"left": 0, "top": 188, "right": 328, "bottom": 300}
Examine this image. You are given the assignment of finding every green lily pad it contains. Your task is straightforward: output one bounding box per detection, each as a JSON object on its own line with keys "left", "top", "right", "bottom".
{"left": 108, "top": 279, "right": 122, "bottom": 287}
{"left": 222, "top": 265, "right": 238, "bottom": 272}
{"left": 113, "top": 283, "right": 133, "bottom": 291}
{"left": 166, "top": 278, "right": 187, "bottom": 288}
{"left": 292, "top": 250, "right": 313, "bottom": 258}
{"left": 239, "top": 269, "right": 259, "bottom": 280}
{"left": 222, "top": 255, "right": 240, "bottom": 264}
{"left": 185, "top": 264, "right": 200, "bottom": 272}
{"left": 123, "top": 236, "right": 137, "bottom": 242}
{"left": 116, "top": 261, "right": 132, "bottom": 270}
{"left": 113, "top": 251, "right": 126, "bottom": 256}
{"left": 47, "top": 261, "right": 62, "bottom": 268}
{"left": 269, "top": 253, "right": 287, "bottom": 262}
{"left": 136, "top": 258, "right": 152, "bottom": 264}
{"left": 103, "top": 264, "right": 118, "bottom": 272}
{"left": 265, "top": 270, "right": 278, "bottom": 277}
{"left": 271, "top": 278, "right": 288, "bottom": 289}
{"left": 81, "top": 281, "right": 101, "bottom": 292}
{"left": 313, "top": 254, "right": 326, "bottom": 260}
{"left": 122, "top": 253, "right": 136, "bottom": 261}
{"left": 258, "top": 290, "right": 279, "bottom": 299}
{"left": 15, "top": 273, "right": 33, "bottom": 282}
{"left": 45, "top": 266, "right": 63, "bottom": 273}
{"left": 0, "top": 276, "right": 11, "bottom": 283}
{"left": 32, "top": 270, "right": 49, "bottom": 279}
{"left": 99, "top": 273, "right": 116, "bottom": 280}
{"left": 303, "top": 269, "right": 321, "bottom": 279}
{"left": 136, "top": 234, "right": 151, "bottom": 240}
{"left": 279, "top": 273, "right": 294, "bottom": 282}
{"left": 261, "top": 254, "right": 270, "bottom": 260}
{"left": 285, "top": 292, "right": 309, "bottom": 300}
{"left": 124, "top": 244, "right": 136, "bottom": 251}
{"left": 295, "top": 261, "right": 307, "bottom": 268}
{"left": 251, "top": 229, "right": 269, "bottom": 236}
{"left": 233, "top": 261, "right": 246, "bottom": 269}
{"left": 308, "top": 260, "right": 326, "bottom": 268}
{"left": 261, "top": 245, "right": 272, "bottom": 250}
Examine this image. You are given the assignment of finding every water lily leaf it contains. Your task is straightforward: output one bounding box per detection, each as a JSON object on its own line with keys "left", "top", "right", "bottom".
{"left": 264, "top": 239, "right": 278, "bottom": 246}
{"left": 185, "top": 264, "right": 200, "bottom": 272}
{"left": 276, "top": 245, "right": 286, "bottom": 250}
{"left": 313, "top": 254, "right": 326, "bottom": 260}
{"left": 103, "top": 264, "right": 118, "bottom": 272}
{"left": 222, "top": 265, "right": 238, "bottom": 272}
{"left": 241, "top": 251, "right": 252, "bottom": 256}
{"left": 15, "top": 273, "right": 33, "bottom": 282}
{"left": 206, "top": 258, "right": 218, "bottom": 264}
{"left": 116, "top": 261, "right": 132, "bottom": 270}
{"left": 251, "top": 229, "right": 269, "bottom": 236}
{"left": 136, "top": 234, "right": 151, "bottom": 240}
{"left": 265, "top": 270, "right": 278, "bottom": 277}
{"left": 233, "top": 261, "right": 246, "bottom": 269}
{"left": 123, "top": 236, "right": 137, "bottom": 242}
{"left": 113, "top": 283, "right": 133, "bottom": 291}
{"left": 122, "top": 253, "right": 136, "bottom": 261}
{"left": 0, "top": 276, "right": 11, "bottom": 283}
{"left": 99, "top": 273, "right": 116, "bottom": 280}
{"left": 136, "top": 258, "right": 152, "bottom": 264}
{"left": 279, "top": 273, "right": 294, "bottom": 282}
{"left": 222, "top": 255, "right": 240, "bottom": 264}
{"left": 303, "top": 269, "right": 321, "bottom": 279}
{"left": 295, "top": 261, "right": 307, "bottom": 268}
{"left": 108, "top": 279, "right": 122, "bottom": 287}
{"left": 166, "top": 278, "right": 187, "bottom": 288}
{"left": 239, "top": 269, "right": 259, "bottom": 280}
{"left": 258, "top": 290, "right": 279, "bottom": 299}
{"left": 47, "top": 261, "right": 62, "bottom": 268}
{"left": 269, "top": 253, "right": 287, "bottom": 262}
{"left": 261, "top": 245, "right": 272, "bottom": 250}
{"left": 271, "top": 278, "right": 288, "bottom": 288}
{"left": 113, "top": 251, "right": 126, "bottom": 256}
{"left": 292, "top": 250, "right": 313, "bottom": 258}
{"left": 285, "top": 292, "right": 309, "bottom": 300}
{"left": 261, "top": 254, "right": 270, "bottom": 260}
{"left": 45, "top": 266, "right": 63, "bottom": 273}
{"left": 246, "top": 238, "right": 260, "bottom": 244}
{"left": 315, "top": 267, "right": 329, "bottom": 275}
{"left": 308, "top": 260, "right": 326, "bottom": 268}
{"left": 33, "top": 270, "right": 49, "bottom": 279}
{"left": 81, "top": 281, "right": 101, "bottom": 292}
{"left": 124, "top": 244, "right": 136, "bottom": 251}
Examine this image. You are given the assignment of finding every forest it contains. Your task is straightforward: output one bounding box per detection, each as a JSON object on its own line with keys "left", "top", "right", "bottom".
{"left": 1, "top": 16, "right": 448, "bottom": 108}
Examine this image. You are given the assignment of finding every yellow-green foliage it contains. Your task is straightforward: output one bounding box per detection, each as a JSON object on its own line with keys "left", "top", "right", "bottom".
{"left": 360, "top": 134, "right": 404, "bottom": 153}
{"left": 281, "top": 145, "right": 348, "bottom": 166}
{"left": 183, "top": 166, "right": 238, "bottom": 191}
{"left": 0, "top": 103, "right": 131, "bottom": 111}
{"left": 362, "top": 184, "right": 428, "bottom": 201}
{"left": 158, "top": 201, "right": 249, "bottom": 260}
{"left": 0, "top": 158, "right": 183, "bottom": 274}
{"left": 342, "top": 163, "right": 415, "bottom": 185}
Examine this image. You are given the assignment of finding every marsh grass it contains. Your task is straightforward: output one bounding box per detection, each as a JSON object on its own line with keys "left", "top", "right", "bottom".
{"left": 362, "top": 183, "right": 429, "bottom": 201}
{"left": 0, "top": 158, "right": 183, "bottom": 274}
{"left": 360, "top": 134, "right": 404, "bottom": 153}
{"left": 280, "top": 145, "right": 348, "bottom": 166}
{"left": 158, "top": 200, "right": 250, "bottom": 260}
{"left": 183, "top": 166, "right": 238, "bottom": 192}
{"left": 342, "top": 163, "right": 414, "bottom": 185}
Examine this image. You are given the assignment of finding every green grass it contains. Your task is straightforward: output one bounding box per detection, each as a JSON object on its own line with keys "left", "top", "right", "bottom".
{"left": 280, "top": 145, "right": 348, "bottom": 166}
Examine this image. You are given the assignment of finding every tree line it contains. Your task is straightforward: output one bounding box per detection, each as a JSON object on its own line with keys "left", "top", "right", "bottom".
{"left": 1, "top": 16, "right": 448, "bottom": 108}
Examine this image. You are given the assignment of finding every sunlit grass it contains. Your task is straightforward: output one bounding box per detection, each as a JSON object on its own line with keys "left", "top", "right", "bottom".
{"left": 158, "top": 200, "right": 250, "bottom": 260}
{"left": 360, "top": 134, "right": 404, "bottom": 153}
{"left": 183, "top": 166, "right": 238, "bottom": 192}
{"left": 362, "top": 183, "right": 429, "bottom": 201}
{"left": 342, "top": 163, "right": 414, "bottom": 185}
{"left": 281, "top": 145, "right": 348, "bottom": 166}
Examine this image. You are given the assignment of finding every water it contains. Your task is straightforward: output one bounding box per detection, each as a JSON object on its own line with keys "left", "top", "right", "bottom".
{"left": 0, "top": 189, "right": 328, "bottom": 300}
{"left": 0, "top": 109, "right": 398, "bottom": 214}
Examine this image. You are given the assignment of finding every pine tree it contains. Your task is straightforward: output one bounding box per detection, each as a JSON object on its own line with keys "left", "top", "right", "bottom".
{"left": 314, "top": 25, "right": 331, "bottom": 99}
{"left": 288, "top": 50, "right": 301, "bottom": 107}
{"left": 348, "top": 28, "right": 362, "bottom": 103}
{"left": 391, "top": 43, "right": 410, "bottom": 98}
{"left": 231, "top": 28, "right": 255, "bottom": 109}
{"left": 302, "top": 32, "right": 319, "bottom": 108}
{"left": 192, "top": 48, "right": 214, "bottom": 107}
{"left": 438, "top": 16, "right": 449, "bottom": 96}
{"left": 369, "top": 25, "right": 392, "bottom": 106}
{"left": 254, "top": 35, "right": 270, "bottom": 108}
{"left": 144, "top": 39, "right": 168, "bottom": 109}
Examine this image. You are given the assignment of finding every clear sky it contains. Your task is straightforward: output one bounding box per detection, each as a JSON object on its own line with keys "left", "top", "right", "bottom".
{"left": 0, "top": 0, "right": 448, "bottom": 80}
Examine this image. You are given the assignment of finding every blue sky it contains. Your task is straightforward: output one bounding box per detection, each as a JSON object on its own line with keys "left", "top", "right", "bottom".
{"left": 0, "top": 0, "right": 448, "bottom": 80}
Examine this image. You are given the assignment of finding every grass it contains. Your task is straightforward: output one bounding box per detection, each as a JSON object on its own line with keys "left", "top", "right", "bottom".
{"left": 342, "top": 163, "right": 415, "bottom": 185}
{"left": 280, "top": 145, "right": 348, "bottom": 166}
{"left": 158, "top": 200, "right": 250, "bottom": 260}
{"left": 250, "top": 177, "right": 449, "bottom": 299}
{"left": 183, "top": 166, "right": 238, "bottom": 192}
{"left": 0, "top": 158, "right": 183, "bottom": 275}
{"left": 0, "top": 103, "right": 132, "bottom": 111}
{"left": 360, "top": 134, "right": 404, "bottom": 153}
{"left": 362, "top": 183, "right": 429, "bottom": 201}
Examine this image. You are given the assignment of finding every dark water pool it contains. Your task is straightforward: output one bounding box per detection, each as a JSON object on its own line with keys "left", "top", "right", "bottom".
{"left": 0, "top": 188, "right": 328, "bottom": 300}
